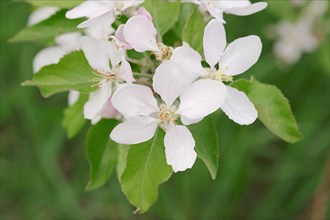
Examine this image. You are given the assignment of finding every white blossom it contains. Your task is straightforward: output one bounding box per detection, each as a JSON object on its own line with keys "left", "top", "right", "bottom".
{"left": 81, "top": 36, "right": 134, "bottom": 123}
{"left": 110, "top": 61, "right": 227, "bottom": 172}
{"left": 171, "top": 19, "right": 260, "bottom": 125}
{"left": 66, "top": 0, "right": 144, "bottom": 39}
{"left": 271, "top": 0, "right": 327, "bottom": 64}
{"left": 188, "top": 0, "right": 267, "bottom": 23}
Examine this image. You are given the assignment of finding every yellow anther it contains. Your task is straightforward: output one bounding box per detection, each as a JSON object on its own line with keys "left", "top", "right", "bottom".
{"left": 158, "top": 104, "right": 178, "bottom": 131}
{"left": 154, "top": 43, "right": 173, "bottom": 61}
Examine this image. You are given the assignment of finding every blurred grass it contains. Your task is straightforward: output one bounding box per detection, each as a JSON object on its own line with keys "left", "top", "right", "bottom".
{"left": 1, "top": 0, "right": 329, "bottom": 219}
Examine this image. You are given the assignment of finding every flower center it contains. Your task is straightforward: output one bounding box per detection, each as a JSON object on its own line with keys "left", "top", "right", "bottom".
{"left": 158, "top": 104, "right": 178, "bottom": 131}
{"left": 92, "top": 67, "right": 120, "bottom": 87}
{"left": 209, "top": 67, "right": 233, "bottom": 83}
{"left": 152, "top": 43, "right": 173, "bottom": 61}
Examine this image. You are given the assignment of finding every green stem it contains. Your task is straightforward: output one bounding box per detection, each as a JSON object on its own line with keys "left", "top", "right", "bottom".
{"left": 143, "top": 52, "right": 156, "bottom": 73}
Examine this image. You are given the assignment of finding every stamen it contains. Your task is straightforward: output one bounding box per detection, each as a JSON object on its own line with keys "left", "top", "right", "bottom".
{"left": 158, "top": 104, "right": 178, "bottom": 131}
{"left": 153, "top": 43, "right": 173, "bottom": 61}
{"left": 209, "top": 67, "right": 233, "bottom": 83}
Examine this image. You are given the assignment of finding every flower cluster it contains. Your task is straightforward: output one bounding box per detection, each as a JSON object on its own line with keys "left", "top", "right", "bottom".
{"left": 268, "top": 0, "right": 328, "bottom": 65}
{"left": 31, "top": 0, "right": 267, "bottom": 173}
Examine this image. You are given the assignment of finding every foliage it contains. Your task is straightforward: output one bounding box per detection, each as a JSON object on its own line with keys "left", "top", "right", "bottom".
{"left": 1, "top": 1, "right": 329, "bottom": 219}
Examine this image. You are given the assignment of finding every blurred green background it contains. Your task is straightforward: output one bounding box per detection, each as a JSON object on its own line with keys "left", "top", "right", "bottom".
{"left": 1, "top": 0, "right": 329, "bottom": 219}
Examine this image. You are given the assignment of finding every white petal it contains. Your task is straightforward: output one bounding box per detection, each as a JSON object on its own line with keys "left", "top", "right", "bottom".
{"left": 177, "top": 79, "right": 227, "bottom": 121}
{"left": 55, "top": 32, "right": 82, "bottom": 53}
{"left": 91, "top": 115, "right": 102, "bottom": 125}
{"left": 84, "top": 82, "right": 112, "bottom": 120}
{"left": 66, "top": 1, "right": 113, "bottom": 19}
{"left": 80, "top": 11, "right": 115, "bottom": 40}
{"left": 33, "top": 46, "right": 65, "bottom": 73}
{"left": 221, "top": 86, "right": 257, "bottom": 125}
{"left": 68, "top": 90, "right": 80, "bottom": 106}
{"left": 203, "top": 19, "right": 226, "bottom": 68}
{"left": 100, "top": 96, "right": 120, "bottom": 119}
{"left": 164, "top": 124, "right": 197, "bottom": 172}
{"left": 153, "top": 61, "right": 192, "bottom": 106}
{"left": 118, "top": 58, "right": 135, "bottom": 83}
{"left": 28, "top": 6, "right": 59, "bottom": 26}
{"left": 181, "top": 116, "right": 204, "bottom": 126}
{"left": 110, "top": 116, "right": 158, "bottom": 144}
{"left": 217, "top": 0, "right": 251, "bottom": 10}
{"left": 207, "top": 5, "right": 225, "bottom": 23}
{"left": 81, "top": 36, "right": 111, "bottom": 72}
{"left": 81, "top": 36, "right": 124, "bottom": 72}
{"left": 108, "top": 41, "right": 125, "bottom": 68}
{"left": 121, "top": 0, "right": 145, "bottom": 10}
{"left": 171, "top": 43, "right": 207, "bottom": 78}
{"left": 123, "top": 15, "right": 159, "bottom": 52}
{"left": 224, "top": 2, "right": 268, "bottom": 16}
{"left": 219, "top": 35, "right": 262, "bottom": 76}
{"left": 111, "top": 84, "right": 158, "bottom": 118}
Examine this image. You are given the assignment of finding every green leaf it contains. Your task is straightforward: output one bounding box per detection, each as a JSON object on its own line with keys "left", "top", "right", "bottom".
{"left": 10, "top": 10, "right": 82, "bottom": 44}
{"left": 232, "top": 78, "right": 303, "bottom": 143}
{"left": 25, "top": 0, "right": 83, "bottom": 9}
{"left": 116, "top": 144, "right": 130, "bottom": 180}
{"left": 173, "top": 3, "right": 196, "bottom": 39}
{"left": 143, "top": 0, "right": 181, "bottom": 36}
{"left": 182, "top": 7, "right": 205, "bottom": 55}
{"left": 188, "top": 117, "right": 219, "bottom": 180}
{"left": 86, "top": 119, "right": 119, "bottom": 191}
{"left": 23, "top": 51, "right": 97, "bottom": 98}
{"left": 62, "top": 93, "right": 88, "bottom": 138}
{"left": 119, "top": 129, "right": 173, "bottom": 213}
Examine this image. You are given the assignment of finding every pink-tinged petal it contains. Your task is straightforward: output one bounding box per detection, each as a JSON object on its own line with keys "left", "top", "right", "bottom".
{"left": 111, "top": 84, "right": 158, "bottom": 118}
{"left": 28, "top": 6, "right": 59, "bottom": 26}
{"left": 118, "top": 58, "right": 135, "bottom": 83}
{"left": 114, "top": 24, "right": 133, "bottom": 49}
{"left": 219, "top": 35, "right": 262, "bottom": 76}
{"left": 110, "top": 116, "right": 158, "bottom": 144}
{"left": 153, "top": 61, "right": 192, "bottom": 107}
{"left": 177, "top": 79, "right": 227, "bottom": 121}
{"left": 207, "top": 5, "right": 225, "bottom": 23}
{"left": 81, "top": 36, "right": 111, "bottom": 72}
{"left": 66, "top": 1, "right": 113, "bottom": 19}
{"left": 136, "top": 7, "right": 152, "bottom": 21}
{"left": 203, "top": 19, "right": 226, "bottom": 68}
{"left": 100, "top": 96, "right": 120, "bottom": 119}
{"left": 171, "top": 43, "right": 208, "bottom": 78}
{"left": 80, "top": 11, "right": 115, "bottom": 40}
{"left": 164, "top": 124, "right": 197, "bottom": 172}
{"left": 123, "top": 16, "right": 159, "bottom": 52}
{"left": 224, "top": 2, "right": 268, "bottom": 16}
{"left": 55, "top": 32, "right": 82, "bottom": 53}
{"left": 33, "top": 46, "right": 65, "bottom": 73}
{"left": 68, "top": 90, "right": 80, "bottom": 106}
{"left": 220, "top": 86, "right": 257, "bottom": 125}
{"left": 84, "top": 82, "right": 112, "bottom": 120}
